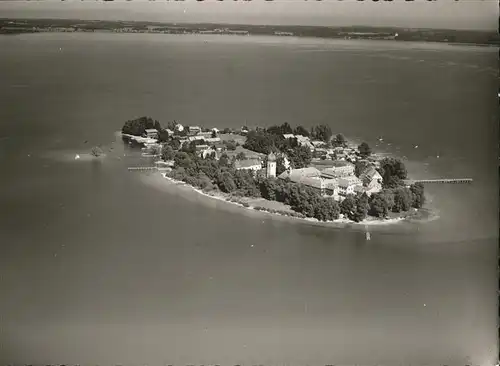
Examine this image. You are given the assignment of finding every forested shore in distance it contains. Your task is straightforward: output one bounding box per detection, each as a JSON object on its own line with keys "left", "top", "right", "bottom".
{"left": 122, "top": 116, "right": 427, "bottom": 224}
{"left": 1, "top": 18, "right": 499, "bottom": 46}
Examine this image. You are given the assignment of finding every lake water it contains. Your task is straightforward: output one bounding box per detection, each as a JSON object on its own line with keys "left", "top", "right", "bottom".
{"left": 0, "top": 33, "right": 498, "bottom": 365}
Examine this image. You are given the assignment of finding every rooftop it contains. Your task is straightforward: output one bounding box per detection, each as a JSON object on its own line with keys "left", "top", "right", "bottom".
{"left": 234, "top": 159, "right": 262, "bottom": 169}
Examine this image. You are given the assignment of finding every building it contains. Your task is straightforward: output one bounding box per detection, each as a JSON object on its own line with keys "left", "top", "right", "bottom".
{"left": 323, "top": 178, "right": 340, "bottom": 199}
{"left": 295, "top": 135, "right": 314, "bottom": 151}
{"left": 198, "top": 132, "right": 213, "bottom": 139}
{"left": 337, "top": 176, "right": 363, "bottom": 197}
{"left": 188, "top": 135, "right": 206, "bottom": 142}
{"left": 360, "top": 167, "right": 383, "bottom": 196}
{"left": 144, "top": 129, "right": 159, "bottom": 139}
{"left": 278, "top": 167, "right": 321, "bottom": 181}
{"left": 234, "top": 159, "right": 262, "bottom": 173}
{"left": 211, "top": 127, "right": 219, "bottom": 134}
{"left": 175, "top": 123, "right": 184, "bottom": 132}
{"left": 266, "top": 152, "right": 277, "bottom": 178}
{"left": 204, "top": 137, "right": 221, "bottom": 144}
{"left": 165, "top": 129, "right": 174, "bottom": 136}
{"left": 188, "top": 126, "right": 202, "bottom": 135}
{"left": 283, "top": 133, "right": 295, "bottom": 140}
{"left": 320, "top": 161, "right": 355, "bottom": 178}
{"left": 199, "top": 146, "right": 220, "bottom": 159}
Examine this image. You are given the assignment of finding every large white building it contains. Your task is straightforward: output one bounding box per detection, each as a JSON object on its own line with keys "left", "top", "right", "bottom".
{"left": 320, "top": 161, "right": 355, "bottom": 178}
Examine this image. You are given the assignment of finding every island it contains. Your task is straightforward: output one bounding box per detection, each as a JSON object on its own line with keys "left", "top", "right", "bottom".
{"left": 1, "top": 18, "right": 499, "bottom": 46}
{"left": 122, "top": 116, "right": 428, "bottom": 225}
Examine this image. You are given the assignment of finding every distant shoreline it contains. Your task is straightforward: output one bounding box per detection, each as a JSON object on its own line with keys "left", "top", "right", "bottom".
{"left": 1, "top": 18, "right": 499, "bottom": 47}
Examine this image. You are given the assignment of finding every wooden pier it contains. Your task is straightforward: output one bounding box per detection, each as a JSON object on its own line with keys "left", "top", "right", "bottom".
{"left": 404, "top": 178, "right": 473, "bottom": 185}
{"left": 128, "top": 166, "right": 157, "bottom": 171}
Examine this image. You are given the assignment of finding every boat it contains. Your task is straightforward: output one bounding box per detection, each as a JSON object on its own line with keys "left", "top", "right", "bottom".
{"left": 366, "top": 232, "right": 371, "bottom": 241}
{"left": 75, "top": 154, "right": 80, "bottom": 160}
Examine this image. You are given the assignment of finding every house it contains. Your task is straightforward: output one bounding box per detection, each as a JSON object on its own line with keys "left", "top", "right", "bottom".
{"left": 323, "top": 178, "right": 340, "bottom": 198}
{"left": 212, "top": 142, "right": 226, "bottom": 152}
{"left": 337, "top": 176, "right": 363, "bottom": 197}
{"left": 320, "top": 161, "right": 355, "bottom": 179}
{"left": 295, "top": 135, "right": 314, "bottom": 151}
{"left": 240, "top": 126, "right": 249, "bottom": 135}
{"left": 360, "top": 167, "right": 383, "bottom": 196}
{"left": 198, "top": 132, "right": 213, "bottom": 139}
{"left": 204, "top": 137, "right": 221, "bottom": 144}
{"left": 188, "top": 126, "right": 202, "bottom": 135}
{"left": 188, "top": 135, "right": 206, "bottom": 142}
{"left": 311, "top": 140, "right": 325, "bottom": 148}
{"left": 278, "top": 167, "right": 322, "bottom": 181}
{"left": 165, "top": 129, "right": 174, "bottom": 136}
{"left": 283, "top": 133, "right": 295, "bottom": 140}
{"left": 211, "top": 127, "right": 219, "bottom": 134}
{"left": 175, "top": 123, "right": 184, "bottom": 132}
{"left": 199, "top": 146, "right": 219, "bottom": 159}
{"left": 144, "top": 129, "right": 159, "bottom": 139}
{"left": 234, "top": 159, "right": 262, "bottom": 173}
{"left": 195, "top": 144, "right": 209, "bottom": 152}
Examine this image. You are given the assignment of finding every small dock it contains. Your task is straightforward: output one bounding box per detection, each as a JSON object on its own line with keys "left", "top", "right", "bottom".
{"left": 128, "top": 167, "right": 157, "bottom": 171}
{"left": 404, "top": 178, "right": 473, "bottom": 185}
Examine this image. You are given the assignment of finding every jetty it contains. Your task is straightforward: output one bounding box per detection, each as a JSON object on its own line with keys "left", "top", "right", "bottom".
{"left": 403, "top": 178, "right": 473, "bottom": 185}
{"left": 128, "top": 166, "right": 157, "bottom": 171}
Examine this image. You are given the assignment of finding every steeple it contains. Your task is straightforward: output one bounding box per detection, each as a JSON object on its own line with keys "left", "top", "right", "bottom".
{"left": 266, "top": 152, "right": 277, "bottom": 178}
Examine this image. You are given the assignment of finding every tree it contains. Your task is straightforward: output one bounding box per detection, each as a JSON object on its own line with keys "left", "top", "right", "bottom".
{"left": 161, "top": 145, "right": 175, "bottom": 161}
{"left": 174, "top": 152, "right": 196, "bottom": 172}
{"left": 211, "top": 130, "right": 217, "bottom": 138}
{"left": 393, "top": 187, "right": 413, "bottom": 212}
{"left": 353, "top": 193, "right": 369, "bottom": 222}
{"left": 276, "top": 156, "right": 287, "bottom": 176}
{"left": 236, "top": 152, "right": 247, "bottom": 161}
{"left": 218, "top": 172, "right": 237, "bottom": 193}
{"left": 379, "top": 157, "right": 408, "bottom": 187}
{"left": 150, "top": 144, "right": 161, "bottom": 156}
{"left": 219, "top": 153, "right": 230, "bottom": 167}
{"left": 168, "top": 139, "right": 181, "bottom": 150}
{"left": 154, "top": 120, "right": 162, "bottom": 131}
{"left": 334, "top": 133, "right": 347, "bottom": 147}
{"left": 312, "top": 125, "right": 333, "bottom": 142}
{"left": 222, "top": 127, "right": 231, "bottom": 134}
{"left": 410, "top": 182, "right": 426, "bottom": 208}
{"left": 287, "top": 145, "right": 312, "bottom": 169}
{"left": 181, "top": 141, "right": 197, "bottom": 154}
{"left": 340, "top": 194, "right": 357, "bottom": 220}
{"left": 224, "top": 140, "right": 237, "bottom": 151}
{"left": 167, "top": 120, "right": 177, "bottom": 131}
{"left": 294, "top": 125, "right": 310, "bottom": 137}
{"left": 122, "top": 116, "right": 156, "bottom": 136}
{"left": 358, "top": 142, "right": 372, "bottom": 158}
{"left": 369, "top": 193, "right": 389, "bottom": 218}
{"left": 91, "top": 146, "right": 103, "bottom": 157}
{"left": 259, "top": 177, "right": 277, "bottom": 201}
{"left": 158, "top": 129, "right": 169, "bottom": 142}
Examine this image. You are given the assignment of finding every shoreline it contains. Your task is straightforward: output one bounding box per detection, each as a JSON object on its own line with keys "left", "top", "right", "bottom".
{"left": 158, "top": 172, "right": 425, "bottom": 229}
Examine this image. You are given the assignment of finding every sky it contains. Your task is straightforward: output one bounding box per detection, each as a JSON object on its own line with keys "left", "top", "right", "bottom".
{"left": 0, "top": 0, "right": 497, "bottom": 30}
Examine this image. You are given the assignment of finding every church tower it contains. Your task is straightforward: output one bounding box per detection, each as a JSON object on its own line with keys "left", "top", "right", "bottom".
{"left": 266, "top": 152, "right": 276, "bottom": 178}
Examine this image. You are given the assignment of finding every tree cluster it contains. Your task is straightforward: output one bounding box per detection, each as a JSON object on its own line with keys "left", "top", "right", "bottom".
{"left": 378, "top": 157, "right": 408, "bottom": 188}
{"left": 122, "top": 116, "right": 161, "bottom": 136}
{"left": 368, "top": 183, "right": 425, "bottom": 218}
